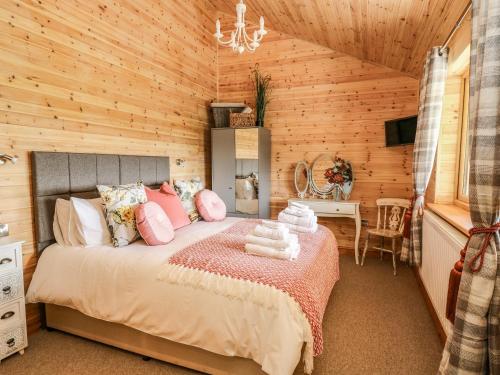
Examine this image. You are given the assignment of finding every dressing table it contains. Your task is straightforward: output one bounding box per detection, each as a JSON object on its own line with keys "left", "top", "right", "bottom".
{"left": 292, "top": 155, "right": 362, "bottom": 264}
{"left": 288, "top": 198, "right": 362, "bottom": 264}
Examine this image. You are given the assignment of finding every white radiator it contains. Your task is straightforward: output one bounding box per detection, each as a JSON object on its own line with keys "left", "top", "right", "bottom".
{"left": 420, "top": 210, "right": 467, "bottom": 336}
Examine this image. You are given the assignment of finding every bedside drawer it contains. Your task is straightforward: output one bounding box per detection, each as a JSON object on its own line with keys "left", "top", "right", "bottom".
{"left": 0, "top": 325, "right": 26, "bottom": 358}
{"left": 0, "top": 244, "right": 21, "bottom": 276}
{"left": 0, "top": 300, "right": 24, "bottom": 332}
{"left": 0, "top": 272, "right": 23, "bottom": 305}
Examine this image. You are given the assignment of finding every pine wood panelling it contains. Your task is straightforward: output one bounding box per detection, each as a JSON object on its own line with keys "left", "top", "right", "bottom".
{"left": 212, "top": 0, "right": 470, "bottom": 77}
{"left": 217, "top": 25, "right": 418, "bottom": 250}
{"left": 0, "top": 0, "right": 217, "bottom": 334}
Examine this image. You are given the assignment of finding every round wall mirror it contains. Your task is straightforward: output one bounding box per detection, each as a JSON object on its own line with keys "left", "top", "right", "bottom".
{"left": 310, "top": 154, "right": 336, "bottom": 197}
{"left": 294, "top": 161, "right": 309, "bottom": 198}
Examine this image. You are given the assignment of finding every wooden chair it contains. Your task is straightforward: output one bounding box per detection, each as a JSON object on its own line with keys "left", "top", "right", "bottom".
{"left": 361, "top": 198, "right": 411, "bottom": 276}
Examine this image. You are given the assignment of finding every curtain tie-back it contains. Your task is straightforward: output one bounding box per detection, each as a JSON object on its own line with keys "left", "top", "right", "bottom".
{"left": 467, "top": 223, "right": 500, "bottom": 272}
{"left": 415, "top": 194, "right": 425, "bottom": 216}
{"left": 445, "top": 222, "right": 500, "bottom": 323}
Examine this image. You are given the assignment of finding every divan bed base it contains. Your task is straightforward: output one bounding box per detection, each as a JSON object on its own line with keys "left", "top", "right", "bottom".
{"left": 45, "top": 304, "right": 269, "bottom": 375}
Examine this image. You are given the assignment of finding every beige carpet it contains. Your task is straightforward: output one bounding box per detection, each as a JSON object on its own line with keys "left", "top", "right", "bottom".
{"left": 2, "top": 255, "right": 443, "bottom": 374}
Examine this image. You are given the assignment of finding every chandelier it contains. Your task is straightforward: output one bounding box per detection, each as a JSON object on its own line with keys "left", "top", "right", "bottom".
{"left": 214, "top": 0, "right": 267, "bottom": 54}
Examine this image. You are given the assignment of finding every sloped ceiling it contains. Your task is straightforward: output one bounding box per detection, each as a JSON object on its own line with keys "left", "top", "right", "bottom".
{"left": 210, "top": 0, "right": 470, "bottom": 77}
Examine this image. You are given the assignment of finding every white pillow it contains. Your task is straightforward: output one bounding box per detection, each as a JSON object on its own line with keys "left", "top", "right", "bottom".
{"left": 53, "top": 198, "right": 80, "bottom": 246}
{"left": 52, "top": 204, "right": 65, "bottom": 246}
{"left": 70, "top": 197, "right": 111, "bottom": 247}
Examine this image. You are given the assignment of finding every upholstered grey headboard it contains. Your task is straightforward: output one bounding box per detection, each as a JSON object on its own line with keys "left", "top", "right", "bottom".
{"left": 31, "top": 152, "right": 170, "bottom": 253}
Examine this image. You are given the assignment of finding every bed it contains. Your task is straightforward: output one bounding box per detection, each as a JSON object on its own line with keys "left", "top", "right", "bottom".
{"left": 26, "top": 151, "right": 340, "bottom": 375}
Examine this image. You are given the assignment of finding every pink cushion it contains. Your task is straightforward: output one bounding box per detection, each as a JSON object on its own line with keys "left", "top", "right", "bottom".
{"left": 145, "top": 185, "right": 190, "bottom": 230}
{"left": 159, "top": 181, "right": 177, "bottom": 196}
{"left": 135, "top": 202, "right": 174, "bottom": 246}
{"left": 195, "top": 189, "right": 226, "bottom": 222}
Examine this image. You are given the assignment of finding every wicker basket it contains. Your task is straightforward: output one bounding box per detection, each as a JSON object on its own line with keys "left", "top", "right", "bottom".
{"left": 210, "top": 103, "right": 247, "bottom": 128}
{"left": 230, "top": 113, "right": 256, "bottom": 128}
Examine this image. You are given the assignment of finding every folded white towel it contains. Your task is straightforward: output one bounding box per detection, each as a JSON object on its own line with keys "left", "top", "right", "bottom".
{"left": 278, "top": 211, "right": 317, "bottom": 228}
{"left": 245, "top": 241, "right": 300, "bottom": 260}
{"left": 245, "top": 234, "right": 293, "bottom": 249}
{"left": 284, "top": 222, "right": 318, "bottom": 234}
{"left": 262, "top": 220, "right": 286, "bottom": 229}
{"left": 253, "top": 224, "right": 289, "bottom": 241}
{"left": 284, "top": 206, "right": 313, "bottom": 218}
{"left": 289, "top": 201, "right": 310, "bottom": 211}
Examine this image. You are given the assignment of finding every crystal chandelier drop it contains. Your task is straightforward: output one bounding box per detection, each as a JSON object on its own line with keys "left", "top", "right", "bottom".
{"left": 214, "top": 0, "right": 267, "bottom": 54}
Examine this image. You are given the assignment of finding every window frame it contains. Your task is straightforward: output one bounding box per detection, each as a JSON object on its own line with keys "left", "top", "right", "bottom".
{"left": 455, "top": 71, "right": 470, "bottom": 207}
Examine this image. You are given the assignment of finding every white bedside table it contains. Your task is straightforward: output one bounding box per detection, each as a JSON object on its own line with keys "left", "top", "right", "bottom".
{"left": 0, "top": 237, "right": 27, "bottom": 363}
{"left": 288, "top": 199, "right": 362, "bottom": 264}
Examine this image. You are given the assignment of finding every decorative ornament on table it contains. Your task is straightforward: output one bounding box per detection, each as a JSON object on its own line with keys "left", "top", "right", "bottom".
{"left": 214, "top": 0, "right": 267, "bottom": 54}
{"left": 324, "top": 157, "right": 353, "bottom": 201}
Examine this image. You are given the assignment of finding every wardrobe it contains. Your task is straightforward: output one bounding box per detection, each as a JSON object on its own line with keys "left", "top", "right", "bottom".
{"left": 211, "top": 127, "right": 270, "bottom": 219}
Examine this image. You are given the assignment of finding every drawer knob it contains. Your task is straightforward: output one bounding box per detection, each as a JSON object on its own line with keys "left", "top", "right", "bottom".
{"left": 1, "top": 311, "right": 15, "bottom": 320}
{"left": 2, "top": 286, "right": 11, "bottom": 295}
{"left": 6, "top": 338, "right": 15, "bottom": 347}
{"left": 0, "top": 257, "right": 12, "bottom": 265}
{"left": 336, "top": 208, "right": 340, "bottom": 212}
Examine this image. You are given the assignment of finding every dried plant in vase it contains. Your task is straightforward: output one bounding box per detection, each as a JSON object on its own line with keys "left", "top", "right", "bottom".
{"left": 252, "top": 64, "right": 272, "bottom": 127}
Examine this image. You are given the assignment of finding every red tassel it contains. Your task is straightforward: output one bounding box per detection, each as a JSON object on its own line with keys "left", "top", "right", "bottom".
{"left": 445, "top": 223, "right": 499, "bottom": 324}
{"left": 402, "top": 208, "right": 412, "bottom": 239}
{"left": 446, "top": 249, "right": 465, "bottom": 323}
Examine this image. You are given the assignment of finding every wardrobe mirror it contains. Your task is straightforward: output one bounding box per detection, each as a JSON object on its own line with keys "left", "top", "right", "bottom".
{"left": 235, "top": 128, "right": 259, "bottom": 216}
{"left": 294, "top": 161, "right": 309, "bottom": 198}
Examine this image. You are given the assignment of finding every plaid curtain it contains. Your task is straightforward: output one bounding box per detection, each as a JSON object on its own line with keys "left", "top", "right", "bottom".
{"left": 400, "top": 47, "right": 448, "bottom": 265}
{"left": 439, "top": 0, "right": 500, "bottom": 373}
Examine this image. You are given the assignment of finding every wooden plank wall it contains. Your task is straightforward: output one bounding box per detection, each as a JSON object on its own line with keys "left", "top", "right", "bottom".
{"left": 217, "top": 19, "right": 419, "bottom": 251}
{"left": 0, "top": 0, "right": 217, "bottom": 333}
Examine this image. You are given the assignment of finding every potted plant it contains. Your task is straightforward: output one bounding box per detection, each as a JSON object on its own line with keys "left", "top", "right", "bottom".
{"left": 252, "top": 64, "right": 272, "bottom": 127}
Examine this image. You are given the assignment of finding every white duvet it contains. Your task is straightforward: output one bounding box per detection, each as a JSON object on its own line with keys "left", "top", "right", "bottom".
{"left": 26, "top": 218, "right": 313, "bottom": 375}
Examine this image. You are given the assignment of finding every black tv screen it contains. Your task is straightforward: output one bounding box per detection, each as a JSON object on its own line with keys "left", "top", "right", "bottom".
{"left": 385, "top": 116, "right": 418, "bottom": 147}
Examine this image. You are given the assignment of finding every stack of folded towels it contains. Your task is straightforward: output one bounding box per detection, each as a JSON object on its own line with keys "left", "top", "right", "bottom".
{"left": 244, "top": 220, "right": 300, "bottom": 260}
{"left": 277, "top": 201, "right": 318, "bottom": 233}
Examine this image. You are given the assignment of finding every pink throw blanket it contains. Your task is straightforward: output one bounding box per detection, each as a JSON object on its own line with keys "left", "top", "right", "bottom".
{"left": 168, "top": 219, "right": 340, "bottom": 356}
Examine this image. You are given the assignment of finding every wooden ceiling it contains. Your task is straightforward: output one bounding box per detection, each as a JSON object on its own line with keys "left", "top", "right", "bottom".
{"left": 211, "top": 0, "right": 470, "bottom": 77}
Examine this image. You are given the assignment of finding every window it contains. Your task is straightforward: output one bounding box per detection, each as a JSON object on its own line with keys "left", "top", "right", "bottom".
{"left": 456, "top": 72, "right": 470, "bottom": 204}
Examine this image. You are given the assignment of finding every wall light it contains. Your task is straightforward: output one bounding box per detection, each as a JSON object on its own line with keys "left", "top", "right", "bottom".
{"left": 0, "top": 154, "right": 18, "bottom": 165}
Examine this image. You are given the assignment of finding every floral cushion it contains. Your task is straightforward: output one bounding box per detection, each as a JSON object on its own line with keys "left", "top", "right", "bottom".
{"left": 172, "top": 177, "right": 204, "bottom": 222}
{"left": 97, "top": 182, "right": 147, "bottom": 247}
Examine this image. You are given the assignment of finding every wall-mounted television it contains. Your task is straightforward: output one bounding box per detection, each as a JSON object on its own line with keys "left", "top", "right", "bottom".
{"left": 385, "top": 115, "right": 418, "bottom": 147}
